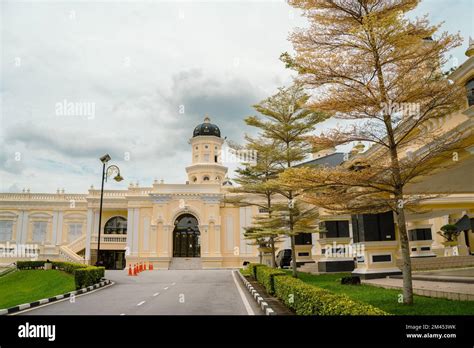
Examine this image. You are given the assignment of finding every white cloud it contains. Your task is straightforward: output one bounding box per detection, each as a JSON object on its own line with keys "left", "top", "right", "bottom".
{"left": 0, "top": 0, "right": 471, "bottom": 193}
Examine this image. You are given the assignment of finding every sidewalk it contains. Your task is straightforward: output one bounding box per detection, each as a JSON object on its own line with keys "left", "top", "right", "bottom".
{"left": 363, "top": 277, "right": 474, "bottom": 301}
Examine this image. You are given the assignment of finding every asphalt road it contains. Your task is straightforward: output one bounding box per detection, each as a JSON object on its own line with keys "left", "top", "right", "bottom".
{"left": 17, "top": 269, "right": 262, "bottom": 315}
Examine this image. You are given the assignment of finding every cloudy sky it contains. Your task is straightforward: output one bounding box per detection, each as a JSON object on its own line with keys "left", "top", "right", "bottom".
{"left": 1, "top": 0, "right": 473, "bottom": 193}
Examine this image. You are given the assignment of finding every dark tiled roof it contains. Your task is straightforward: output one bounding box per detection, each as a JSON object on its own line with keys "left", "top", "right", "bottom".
{"left": 296, "top": 152, "right": 345, "bottom": 168}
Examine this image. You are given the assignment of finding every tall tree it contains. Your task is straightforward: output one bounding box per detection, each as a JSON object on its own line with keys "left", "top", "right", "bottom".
{"left": 247, "top": 83, "right": 328, "bottom": 277}
{"left": 282, "top": 0, "right": 467, "bottom": 304}
{"left": 226, "top": 137, "right": 283, "bottom": 267}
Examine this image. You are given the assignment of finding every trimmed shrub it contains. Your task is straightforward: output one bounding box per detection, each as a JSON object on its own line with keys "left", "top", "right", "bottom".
{"left": 248, "top": 263, "right": 265, "bottom": 279}
{"left": 16, "top": 261, "right": 47, "bottom": 270}
{"left": 273, "top": 275, "right": 387, "bottom": 315}
{"left": 52, "top": 261, "right": 87, "bottom": 273}
{"left": 255, "top": 265, "right": 286, "bottom": 295}
{"left": 74, "top": 266, "right": 105, "bottom": 290}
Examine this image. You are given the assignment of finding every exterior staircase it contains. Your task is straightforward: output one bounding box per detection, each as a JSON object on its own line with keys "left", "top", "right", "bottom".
{"left": 169, "top": 257, "right": 202, "bottom": 270}
{"left": 397, "top": 255, "right": 474, "bottom": 271}
{"left": 58, "top": 235, "right": 86, "bottom": 263}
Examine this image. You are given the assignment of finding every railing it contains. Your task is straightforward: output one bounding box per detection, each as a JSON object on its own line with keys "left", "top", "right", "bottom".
{"left": 67, "top": 234, "right": 86, "bottom": 253}
{"left": 0, "top": 193, "right": 87, "bottom": 201}
{"left": 88, "top": 188, "right": 153, "bottom": 197}
{"left": 59, "top": 245, "right": 85, "bottom": 263}
{"left": 0, "top": 188, "right": 154, "bottom": 202}
{"left": 91, "top": 234, "right": 127, "bottom": 243}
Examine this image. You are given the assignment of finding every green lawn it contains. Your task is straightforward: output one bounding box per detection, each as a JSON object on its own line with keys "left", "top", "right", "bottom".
{"left": 293, "top": 271, "right": 474, "bottom": 315}
{"left": 0, "top": 270, "right": 75, "bottom": 309}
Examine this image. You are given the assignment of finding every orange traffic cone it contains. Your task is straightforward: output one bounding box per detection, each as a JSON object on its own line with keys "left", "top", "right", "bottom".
{"left": 134, "top": 264, "right": 138, "bottom": 275}
{"left": 139, "top": 263, "right": 142, "bottom": 272}
{"left": 128, "top": 264, "right": 133, "bottom": 276}
{"left": 143, "top": 262, "right": 147, "bottom": 271}
{"left": 149, "top": 262, "right": 153, "bottom": 271}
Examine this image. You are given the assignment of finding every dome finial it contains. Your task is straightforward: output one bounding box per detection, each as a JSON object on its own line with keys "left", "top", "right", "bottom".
{"left": 204, "top": 115, "right": 211, "bottom": 123}
{"left": 466, "top": 36, "right": 474, "bottom": 57}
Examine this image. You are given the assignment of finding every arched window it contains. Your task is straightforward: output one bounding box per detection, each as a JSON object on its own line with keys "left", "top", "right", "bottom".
{"left": 203, "top": 176, "right": 210, "bottom": 181}
{"left": 104, "top": 216, "right": 127, "bottom": 234}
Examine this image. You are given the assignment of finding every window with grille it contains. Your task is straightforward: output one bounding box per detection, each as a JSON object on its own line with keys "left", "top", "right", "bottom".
{"left": 68, "top": 223, "right": 83, "bottom": 242}
{"left": 33, "top": 221, "right": 47, "bottom": 242}
{"left": 0, "top": 221, "right": 13, "bottom": 241}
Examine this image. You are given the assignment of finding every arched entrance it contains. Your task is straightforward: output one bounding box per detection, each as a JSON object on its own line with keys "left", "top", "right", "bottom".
{"left": 173, "top": 214, "right": 201, "bottom": 257}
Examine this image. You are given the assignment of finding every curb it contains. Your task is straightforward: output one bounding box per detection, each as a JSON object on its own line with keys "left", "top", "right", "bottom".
{"left": 0, "top": 279, "right": 113, "bottom": 315}
{"left": 235, "top": 270, "right": 276, "bottom": 316}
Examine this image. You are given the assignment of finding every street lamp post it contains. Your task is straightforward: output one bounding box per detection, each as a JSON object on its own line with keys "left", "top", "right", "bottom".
{"left": 96, "top": 154, "right": 124, "bottom": 266}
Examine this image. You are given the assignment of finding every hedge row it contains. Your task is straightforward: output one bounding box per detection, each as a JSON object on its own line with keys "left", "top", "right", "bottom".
{"left": 249, "top": 265, "right": 387, "bottom": 316}
{"left": 16, "top": 261, "right": 46, "bottom": 270}
{"left": 16, "top": 260, "right": 105, "bottom": 290}
{"left": 74, "top": 266, "right": 105, "bottom": 289}
{"left": 255, "top": 266, "right": 286, "bottom": 295}
{"left": 248, "top": 263, "right": 265, "bottom": 279}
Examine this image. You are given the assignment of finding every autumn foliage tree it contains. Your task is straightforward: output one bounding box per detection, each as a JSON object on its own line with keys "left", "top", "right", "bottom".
{"left": 281, "top": 0, "right": 468, "bottom": 304}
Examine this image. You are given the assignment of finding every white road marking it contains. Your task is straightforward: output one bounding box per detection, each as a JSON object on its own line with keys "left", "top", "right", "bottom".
{"left": 164, "top": 287, "right": 169, "bottom": 290}
{"left": 171, "top": 282, "right": 176, "bottom": 286}
{"left": 137, "top": 301, "right": 146, "bottom": 306}
{"left": 231, "top": 271, "right": 255, "bottom": 316}
{"left": 153, "top": 292, "right": 160, "bottom": 297}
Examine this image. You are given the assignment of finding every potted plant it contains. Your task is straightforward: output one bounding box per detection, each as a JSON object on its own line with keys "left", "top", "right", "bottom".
{"left": 438, "top": 224, "right": 460, "bottom": 246}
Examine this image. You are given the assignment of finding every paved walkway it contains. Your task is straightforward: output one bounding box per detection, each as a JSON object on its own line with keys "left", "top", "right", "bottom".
{"left": 363, "top": 276, "right": 474, "bottom": 301}
{"left": 16, "top": 270, "right": 263, "bottom": 315}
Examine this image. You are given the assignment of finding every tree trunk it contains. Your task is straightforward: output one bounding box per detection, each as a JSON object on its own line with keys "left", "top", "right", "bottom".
{"left": 290, "top": 234, "right": 297, "bottom": 277}
{"left": 395, "top": 196, "right": 414, "bottom": 305}
{"left": 259, "top": 250, "right": 263, "bottom": 264}
{"left": 267, "top": 195, "right": 276, "bottom": 268}
{"left": 270, "top": 236, "right": 276, "bottom": 268}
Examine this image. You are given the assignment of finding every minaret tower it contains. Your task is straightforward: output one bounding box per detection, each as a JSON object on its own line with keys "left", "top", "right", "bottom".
{"left": 186, "top": 116, "right": 228, "bottom": 184}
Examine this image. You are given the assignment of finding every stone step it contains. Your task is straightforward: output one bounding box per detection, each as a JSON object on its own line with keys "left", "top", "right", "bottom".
{"left": 396, "top": 255, "right": 474, "bottom": 271}
{"left": 169, "top": 257, "right": 203, "bottom": 270}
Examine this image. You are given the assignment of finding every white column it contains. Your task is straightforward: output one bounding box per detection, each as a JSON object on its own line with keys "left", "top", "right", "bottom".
{"left": 348, "top": 219, "right": 354, "bottom": 242}
{"left": 93, "top": 211, "right": 99, "bottom": 237}
{"left": 56, "top": 211, "right": 64, "bottom": 245}
{"left": 225, "top": 215, "right": 234, "bottom": 252}
{"left": 163, "top": 225, "right": 171, "bottom": 256}
{"left": 311, "top": 231, "right": 318, "bottom": 257}
{"left": 215, "top": 225, "right": 221, "bottom": 254}
{"left": 20, "top": 211, "right": 29, "bottom": 244}
{"left": 142, "top": 216, "right": 150, "bottom": 251}
{"left": 126, "top": 208, "right": 134, "bottom": 255}
{"left": 199, "top": 225, "right": 209, "bottom": 255}
{"left": 85, "top": 209, "right": 93, "bottom": 261}
{"left": 52, "top": 211, "right": 58, "bottom": 245}
{"left": 16, "top": 211, "right": 24, "bottom": 244}
{"left": 132, "top": 208, "right": 139, "bottom": 255}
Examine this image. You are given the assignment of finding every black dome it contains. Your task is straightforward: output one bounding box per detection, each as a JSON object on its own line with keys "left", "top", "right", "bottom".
{"left": 193, "top": 116, "right": 221, "bottom": 138}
